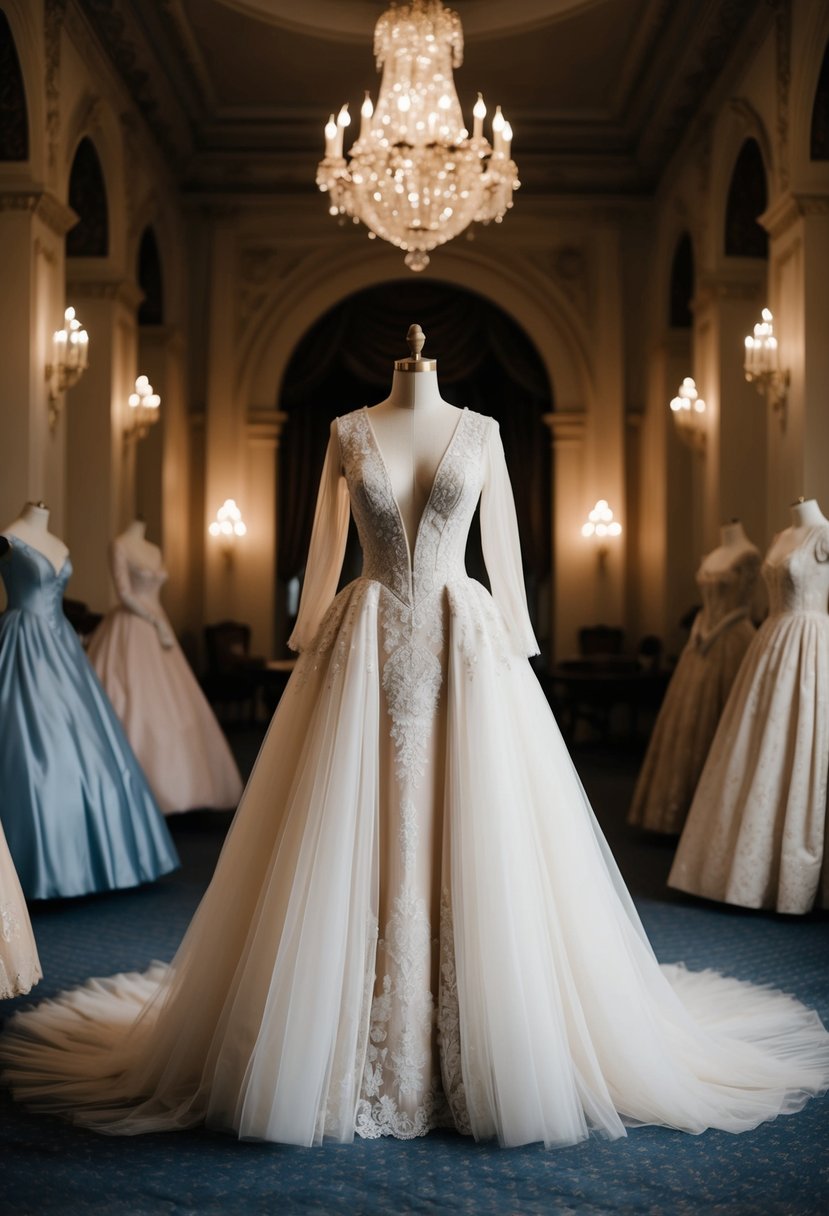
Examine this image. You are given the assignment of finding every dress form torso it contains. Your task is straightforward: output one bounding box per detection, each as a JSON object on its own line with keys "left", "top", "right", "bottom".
{"left": 366, "top": 328, "right": 462, "bottom": 554}
{"left": 117, "top": 520, "right": 163, "bottom": 573}
{"left": 699, "top": 521, "right": 757, "bottom": 575}
{"left": 2, "top": 503, "right": 68, "bottom": 574}
{"left": 766, "top": 499, "right": 829, "bottom": 567}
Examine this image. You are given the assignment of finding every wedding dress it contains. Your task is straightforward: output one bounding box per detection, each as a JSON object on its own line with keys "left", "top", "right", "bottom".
{"left": 1, "top": 408, "right": 828, "bottom": 1147}
{"left": 628, "top": 548, "right": 759, "bottom": 834}
{"left": 669, "top": 525, "right": 829, "bottom": 912}
{"left": 0, "top": 818, "right": 41, "bottom": 1000}
{"left": 0, "top": 537, "right": 179, "bottom": 899}
{"left": 88, "top": 539, "right": 243, "bottom": 814}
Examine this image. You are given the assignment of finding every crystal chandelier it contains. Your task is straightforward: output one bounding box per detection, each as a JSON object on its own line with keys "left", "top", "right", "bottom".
{"left": 317, "top": 0, "right": 519, "bottom": 271}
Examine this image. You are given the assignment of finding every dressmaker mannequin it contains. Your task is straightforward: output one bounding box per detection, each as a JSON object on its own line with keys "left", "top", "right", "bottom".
{"left": 766, "top": 498, "right": 829, "bottom": 564}
{"left": 110, "top": 520, "right": 174, "bottom": 648}
{"left": 2, "top": 502, "right": 68, "bottom": 573}
{"left": 699, "top": 520, "right": 756, "bottom": 574}
{"left": 366, "top": 324, "right": 462, "bottom": 550}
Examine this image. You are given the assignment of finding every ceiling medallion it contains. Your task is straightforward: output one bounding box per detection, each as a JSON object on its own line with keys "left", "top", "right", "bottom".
{"left": 316, "top": 0, "right": 519, "bottom": 271}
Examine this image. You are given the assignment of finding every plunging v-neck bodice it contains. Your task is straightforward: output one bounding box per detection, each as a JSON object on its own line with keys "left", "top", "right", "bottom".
{"left": 340, "top": 406, "right": 489, "bottom": 606}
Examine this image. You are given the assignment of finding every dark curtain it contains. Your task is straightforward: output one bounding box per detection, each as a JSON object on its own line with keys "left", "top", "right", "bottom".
{"left": 277, "top": 281, "right": 553, "bottom": 647}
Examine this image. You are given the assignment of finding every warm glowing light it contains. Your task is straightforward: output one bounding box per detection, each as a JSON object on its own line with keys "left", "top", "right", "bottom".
{"left": 582, "top": 500, "right": 622, "bottom": 540}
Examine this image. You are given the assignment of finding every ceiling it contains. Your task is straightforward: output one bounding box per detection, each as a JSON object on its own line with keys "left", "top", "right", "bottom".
{"left": 79, "top": 0, "right": 767, "bottom": 197}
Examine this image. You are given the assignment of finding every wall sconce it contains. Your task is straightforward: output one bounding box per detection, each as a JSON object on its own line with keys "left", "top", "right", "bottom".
{"left": 45, "top": 306, "right": 89, "bottom": 429}
{"left": 124, "top": 375, "right": 161, "bottom": 442}
{"left": 744, "top": 308, "right": 789, "bottom": 422}
{"left": 209, "top": 498, "right": 247, "bottom": 564}
{"left": 582, "top": 499, "right": 622, "bottom": 569}
{"left": 669, "top": 376, "right": 707, "bottom": 453}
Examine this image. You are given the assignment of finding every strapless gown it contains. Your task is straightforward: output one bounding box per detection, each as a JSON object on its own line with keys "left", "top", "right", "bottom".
{"left": 0, "top": 537, "right": 179, "bottom": 899}
{"left": 670, "top": 526, "right": 829, "bottom": 913}
{"left": 88, "top": 541, "right": 242, "bottom": 814}
{"left": 628, "top": 550, "right": 759, "bottom": 834}
{"left": 0, "top": 411, "right": 827, "bottom": 1147}
{"left": 0, "top": 818, "right": 41, "bottom": 999}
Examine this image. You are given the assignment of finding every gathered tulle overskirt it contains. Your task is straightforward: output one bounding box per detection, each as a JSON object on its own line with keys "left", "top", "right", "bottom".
{"left": 0, "top": 819, "right": 41, "bottom": 999}
{"left": 628, "top": 618, "right": 755, "bottom": 834}
{"left": 88, "top": 610, "right": 242, "bottom": 814}
{"left": 669, "top": 612, "right": 829, "bottom": 913}
{"left": 1, "top": 579, "right": 828, "bottom": 1145}
{"left": 0, "top": 609, "right": 179, "bottom": 899}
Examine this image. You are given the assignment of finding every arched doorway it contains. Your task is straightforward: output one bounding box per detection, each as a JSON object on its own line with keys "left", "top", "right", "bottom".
{"left": 275, "top": 280, "right": 554, "bottom": 658}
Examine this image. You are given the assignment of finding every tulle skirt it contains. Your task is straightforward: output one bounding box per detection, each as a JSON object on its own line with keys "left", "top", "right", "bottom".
{"left": 2, "top": 578, "right": 828, "bottom": 1146}
{"left": 88, "top": 609, "right": 242, "bottom": 814}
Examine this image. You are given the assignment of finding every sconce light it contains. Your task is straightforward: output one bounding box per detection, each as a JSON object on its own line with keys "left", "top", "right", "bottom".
{"left": 582, "top": 499, "right": 622, "bottom": 569}
{"left": 744, "top": 308, "right": 789, "bottom": 422}
{"left": 209, "top": 499, "right": 247, "bottom": 564}
{"left": 669, "top": 377, "right": 707, "bottom": 453}
{"left": 124, "top": 375, "right": 161, "bottom": 442}
{"left": 45, "top": 306, "right": 89, "bottom": 429}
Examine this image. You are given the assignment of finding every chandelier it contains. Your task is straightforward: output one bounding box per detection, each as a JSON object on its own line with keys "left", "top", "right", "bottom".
{"left": 316, "top": 0, "right": 519, "bottom": 271}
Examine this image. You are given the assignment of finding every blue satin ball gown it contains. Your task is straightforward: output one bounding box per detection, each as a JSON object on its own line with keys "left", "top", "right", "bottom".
{"left": 0, "top": 537, "right": 179, "bottom": 900}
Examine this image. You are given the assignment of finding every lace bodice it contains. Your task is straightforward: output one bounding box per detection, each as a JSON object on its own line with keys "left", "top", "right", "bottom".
{"left": 289, "top": 405, "right": 539, "bottom": 657}
{"left": 0, "top": 538, "right": 72, "bottom": 629}
{"left": 108, "top": 539, "right": 169, "bottom": 625}
{"left": 762, "top": 526, "right": 829, "bottom": 616}
{"left": 694, "top": 549, "right": 760, "bottom": 632}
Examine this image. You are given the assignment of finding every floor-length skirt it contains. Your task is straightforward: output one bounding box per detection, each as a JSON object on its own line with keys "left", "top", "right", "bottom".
{"left": 628, "top": 617, "right": 755, "bottom": 833}
{"left": 0, "top": 820, "right": 41, "bottom": 999}
{"left": 669, "top": 611, "right": 829, "bottom": 913}
{"left": 2, "top": 580, "right": 828, "bottom": 1146}
{"left": 88, "top": 609, "right": 243, "bottom": 814}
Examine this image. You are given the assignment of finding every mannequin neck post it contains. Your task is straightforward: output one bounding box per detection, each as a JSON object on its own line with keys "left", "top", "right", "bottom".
{"left": 790, "top": 498, "right": 827, "bottom": 528}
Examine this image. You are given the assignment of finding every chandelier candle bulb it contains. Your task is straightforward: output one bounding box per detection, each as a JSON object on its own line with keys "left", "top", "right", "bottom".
{"left": 473, "top": 93, "right": 486, "bottom": 140}
{"left": 360, "top": 93, "right": 374, "bottom": 139}
{"left": 324, "top": 114, "right": 337, "bottom": 158}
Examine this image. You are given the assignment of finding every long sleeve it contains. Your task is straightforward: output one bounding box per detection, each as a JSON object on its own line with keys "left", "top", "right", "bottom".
{"left": 480, "top": 421, "right": 541, "bottom": 658}
{"left": 110, "top": 541, "right": 156, "bottom": 625}
{"left": 288, "top": 420, "right": 351, "bottom": 653}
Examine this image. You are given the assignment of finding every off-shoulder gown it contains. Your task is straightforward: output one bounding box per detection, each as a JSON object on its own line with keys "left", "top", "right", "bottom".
{"left": 1, "top": 409, "right": 827, "bottom": 1146}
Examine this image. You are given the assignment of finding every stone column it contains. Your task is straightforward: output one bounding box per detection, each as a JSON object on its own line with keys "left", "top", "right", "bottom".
{"left": 0, "top": 191, "right": 75, "bottom": 535}
{"left": 763, "top": 193, "right": 829, "bottom": 526}
{"left": 694, "top": 269, "right": 767, "bottom": 548}
{"left": 543, "top": 412, "right": 588, "bottom": 661}
{"left": 63, "top": 271, "right": 143, "bottom": 609}
{"left": 134, "top": 325, "right": 189, "bottom": 632}
{"left": 239, "top": 409, "right": 287, "bottom": 657}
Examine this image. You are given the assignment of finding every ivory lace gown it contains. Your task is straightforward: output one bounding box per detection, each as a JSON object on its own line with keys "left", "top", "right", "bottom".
{"left": 88, "top": 540, "right": 243, "bottom": 814}
{"left": 1, "top": 408, "right": 828, "bottom": 1146}
{"left": 628, "top": 549, "right": 759, "bottom": 834}
{"left": 669, "top": 526, "right": 829, "bottom": 913}
{"left": 0, "top": 819, "right": 41, "bottom": 1000}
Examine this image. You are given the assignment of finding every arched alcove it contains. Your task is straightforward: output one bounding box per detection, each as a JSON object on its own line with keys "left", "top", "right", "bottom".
{"left": 276, "top": 280, "right": 553, "bottom": 653}
{"left": 724, "top": 139, "right": 768, "bottom": 258}
{"left": 66, "top": 137, "right": 109, "bottom": 257}
{"left": 810, "top": 40, "right": 829, "bottom": 160}
{"left": 0, "top": 11, "right": 28, "bottom": 161}
{"left": 137, "top": 226, "right": 164, "bottom": 325}
{"left": 668, "top": 233, "right": 694, "bottom": 328}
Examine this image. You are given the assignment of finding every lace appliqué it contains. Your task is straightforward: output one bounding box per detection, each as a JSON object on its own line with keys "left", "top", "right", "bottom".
{"left": 1, "top": 902, "right": 21, "bottom": 943}
{"left": 437, "top": 888, "right": 471, "bottom": 1134}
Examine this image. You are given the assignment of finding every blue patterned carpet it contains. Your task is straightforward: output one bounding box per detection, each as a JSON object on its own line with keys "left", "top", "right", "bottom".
{"left": 1, "top": 738, "right": 827, "bottom": 1216}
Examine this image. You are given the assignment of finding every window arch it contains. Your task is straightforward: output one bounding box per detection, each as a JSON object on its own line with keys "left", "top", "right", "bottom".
{"left": 724, "top": 138, "right": 768, "bottom": 258}
{"left": 137, "top": 226, "right": 164, "bottom": 325}
{"left": 668, "top": 233, "right": 694, "bottom": 328}
{"left": 0, "top": 11, "right": 28, "bottom": 161}
{"left": 810, "top": 40, "right": 829, "bottom": 160}
{"left": 67, "top": 138, "right": 109, "bottom": 257}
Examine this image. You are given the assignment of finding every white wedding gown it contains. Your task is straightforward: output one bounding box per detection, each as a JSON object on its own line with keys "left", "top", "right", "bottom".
{"left": 1, "top": 406, "right": 828, "bottom": 1147}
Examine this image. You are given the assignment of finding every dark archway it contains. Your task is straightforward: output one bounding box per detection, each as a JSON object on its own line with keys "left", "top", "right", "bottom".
{"left": 137, "top": 226, "right": 164, "bottom": 325}
{"left": 67, "top": 138, "right": 109, "bottom": 257}
{"left": 0, "top": 11, "right": 28, "bottom": 161}
{"left": 668, "top": 233, "right": 694, "bottom": 328}
{"left": 811, "top": 40, "right": 829, "bottom": 160}
{"left": 276, "top": 280, "right": 553, "bottom": 655}
{"left": 724, "top": 139, "right": 768, "bottom": 258}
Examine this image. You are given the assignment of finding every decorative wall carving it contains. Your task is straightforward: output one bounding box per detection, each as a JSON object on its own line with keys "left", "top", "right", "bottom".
{"left": 546, "top": 245, "right": 590, "bottom": 322}
{"left": 44, "top": 0, "right": 68, "bottom": 169}
{"left": 771, "top": 0, "right": 792, "bottom": 188}
{"left": 237, "top": 246, "right": 309, "bottom": 336}
{"left": 0, "top": 189, "right": 77, "bottom": 235}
